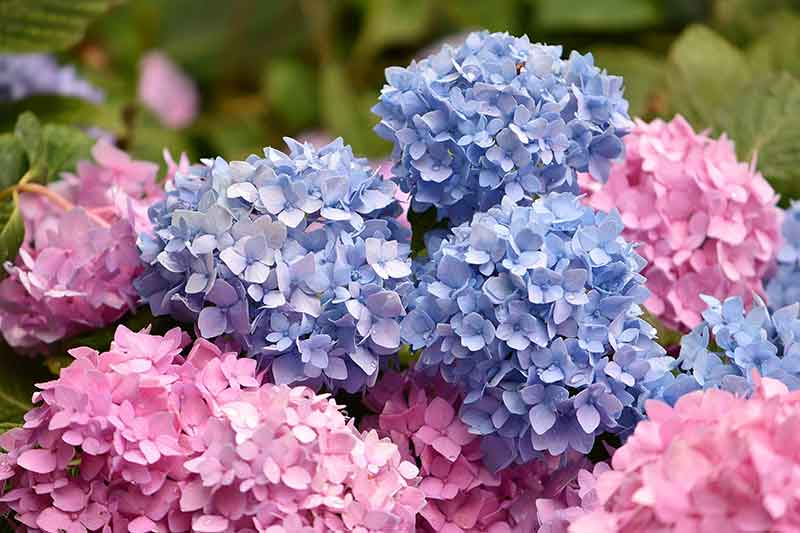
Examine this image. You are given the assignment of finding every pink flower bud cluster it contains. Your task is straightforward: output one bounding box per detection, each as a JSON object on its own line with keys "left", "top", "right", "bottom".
{"left": 582, "top": 116, "right": 782, "bottom": 330}
{"left": 568, "top": 374, "right": 800, "bottom": 533}
{"left": 0, "top": 141, "right": 184, "bottom": 349}
{"left": 362, "top": 371, "right": 590, "bottom": 533}
{"left": 0, "top": 326, "right": 424, "bottom": 532}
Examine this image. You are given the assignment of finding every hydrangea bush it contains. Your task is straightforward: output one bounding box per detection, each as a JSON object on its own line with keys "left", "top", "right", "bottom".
{"left": 3, "top": 24, "right": 800, "bottom": 533}
{"left": 568, "top": 375, "right": 800, "bottom": 532}
{"left": 136, "top": 137, "right": 412, "bottom": 393}
{"left": 0, "top": 326, "right": 424, "bottom": 532}
{"left": 401, "top": 192, "right": 670, "bottom": 467}
{"left": 0, "top": 140, "right": 180, "bottom": 349}
{"left": 373, "top": 30, "right": 632, "bottom": 225}
{"left": 582, "top": 116, "right": 782, "bottom": 331}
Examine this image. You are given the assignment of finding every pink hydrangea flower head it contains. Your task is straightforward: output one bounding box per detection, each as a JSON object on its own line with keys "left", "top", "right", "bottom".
{"left": 0, "top": 326, "right": 424, "bottom": 532}
{"left": 363, "top": 371, "right": 590, "bottom": 532}
{"left": 568, "top": 372, "right": 800, "bottom": 533}
{"left": 138, "top": 51, "right": 199, "bottom": 129}
{"left": 0, "top": 141, "right": 176, "bottom": 350}
{"left": 581, "top": 116, "right": 782, "bottom": 330}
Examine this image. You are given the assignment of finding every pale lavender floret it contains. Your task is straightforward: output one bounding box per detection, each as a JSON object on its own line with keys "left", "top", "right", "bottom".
{"left": 401, "top": 192, "right": 668, "bottom": 470}
{"left": 373, "top": 31, "right": 632, "bottom": 224}
{"left": 136, "top": 137, "right": 412, "bottom": 393}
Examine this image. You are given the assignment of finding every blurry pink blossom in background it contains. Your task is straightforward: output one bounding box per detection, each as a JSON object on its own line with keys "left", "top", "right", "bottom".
{"left": 137, "top": 51, "right": 199, "bottom": 129}
{"left": 0, "top": 141, "right": 183, "bottom": 350}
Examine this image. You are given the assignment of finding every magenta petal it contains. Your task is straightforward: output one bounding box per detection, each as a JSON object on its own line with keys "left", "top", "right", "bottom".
{"left": 17, "top": 448, "right": 57, "bottom": 474}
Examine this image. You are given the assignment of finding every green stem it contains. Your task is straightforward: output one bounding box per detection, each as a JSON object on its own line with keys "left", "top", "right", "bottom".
{"left": 16, "top": 183, "right": 111, "bottom": 229}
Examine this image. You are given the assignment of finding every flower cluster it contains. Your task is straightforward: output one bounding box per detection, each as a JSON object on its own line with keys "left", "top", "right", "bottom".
{"left": 362, "top": 371, "right": 591, "bottom": 532}
{"left": 373, "top": 30, "right": 631, "bottom": 225}
{"left": 568, "top": 375, "right": 800, "bottom": 532}
{"left": 0, "top": 326, "right": 424, "bottom": 532}
{"left": 0, "top": 140, "right": 177, "bottom": 349}
{"left": 0, "top": 53, "right": 103, "bottom": 103}
{"left": 582, "top": 115, "right": 782, "bottom": 331}
{"left": 136, "top": 137, "right": 412, "bottom": 392}
{"left": 662, "top": 295, "right": 800, "bottom": 401}
{"left": 766, "top": 202, "right": 800, "bottom": 310}
{"left": 401, "top": 192, "right": 670, "bottom": 466}
{"left": 138, "top": 51, "right": 199, "bottom": 129}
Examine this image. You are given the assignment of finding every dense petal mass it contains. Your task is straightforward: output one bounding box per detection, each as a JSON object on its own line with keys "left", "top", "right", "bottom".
{"left": 373, "top": 30, "right": 632, "bottom": 225}
{"left": 401, "top": 192, "right": 669, "bottom": 466}
{"left": 0, "top": 326, "right": 424, "bottom": 532}
{"left": 0, "top": 140, "right": 178, "bottom": 350}
{"left": 136, "top": 137, "right": 412, "bottom": 392}
{"left": 567, "top": 376, "right": 800, "bottom": 533}
{"left": 582, "top": 116, "right": 782, "bottom": 331}
{"left": 363, "top": 371, "right": 593, "bottom": 532}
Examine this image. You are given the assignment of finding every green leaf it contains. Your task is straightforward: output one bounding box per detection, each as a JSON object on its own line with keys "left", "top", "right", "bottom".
{"left": 0, "top": 193, "right": 24, "bottom": 269}
{"left": 0, "top": 134, "right": 26, "bottom": 188}
{"left": 41, "top": 124, "right": 93, "bottom": 183}
{"left": 747, "top": 13, "right": 800, "bottom": 78}
{"left": 0, "top": 342, "right": 50, "bottom": 424}
{"left": 0, "top": 95, "right": 123, "bottom": 134}
{"left": 532, "top": 0, "right": 664, "bottom": 32}
{"left": 441, "top": 0, "right": 518, "bottom": 32}
{"left": 354, "top": 0, "right": 432, "bottom": 59}
{"left": 319, "top": 62, "right": 387, "bottom": 157}
{"left": 591, "top": 47, "right": 666, "bottom": 118}
{"left": 57, "top": 307, "right": 177, "bottom": 354}
{"left": 263, "top": 59, "right": 318, "bottom": 130}
{"left": 666, "top": 25, "right": 751, "bottom": 128}
{"left": 13, "top": 111, "right": 43, "bottom": 168}
{"left": 0, "top": 0, "right": 116, "bottom": 53}
{"left": 715, "top": 73, "right": 800, "bottom": 203}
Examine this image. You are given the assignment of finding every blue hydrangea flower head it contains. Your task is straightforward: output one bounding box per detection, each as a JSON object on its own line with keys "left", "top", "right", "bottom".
{"left": 136, "top": 137, "right": 412, "bottom": 393}
{"left": 667, "top": 295, "right": 800, "bottom": 400}
{"left": 401, "top": 192, "right": 668, "bottom": 469}
{"left": 766, "top": 202, "right": 800, "bottom": 310}
{"left": 0, "top": 54, "right": 103, "bottom": 103}
{"left": 373, "top": 31, "right": 632, "bottom": 225}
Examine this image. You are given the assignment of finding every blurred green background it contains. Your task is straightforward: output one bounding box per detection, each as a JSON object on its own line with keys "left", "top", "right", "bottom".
{"left": 3, "top": 0, "right": 800, "bottom": 192}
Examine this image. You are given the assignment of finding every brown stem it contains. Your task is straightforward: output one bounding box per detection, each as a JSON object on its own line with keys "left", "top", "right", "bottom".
{"left": 17, "top": 183, "right": 111, "bottom": 228}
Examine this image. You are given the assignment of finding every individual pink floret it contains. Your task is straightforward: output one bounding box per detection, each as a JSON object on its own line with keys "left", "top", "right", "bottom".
{"left": 581, "top": 116, "right": 782, "bottom": 330}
